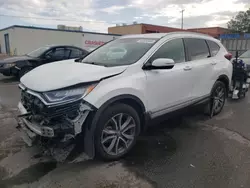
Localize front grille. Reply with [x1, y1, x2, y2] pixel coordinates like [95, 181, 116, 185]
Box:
[21, 90, 81, 118]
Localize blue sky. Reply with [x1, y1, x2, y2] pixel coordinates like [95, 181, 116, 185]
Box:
[0, 0, 249, 32]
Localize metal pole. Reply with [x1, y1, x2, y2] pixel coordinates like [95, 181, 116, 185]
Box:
[181, 9, 185, 29]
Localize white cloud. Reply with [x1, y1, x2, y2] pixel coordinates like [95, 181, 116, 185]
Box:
[0, 0, 249, 31]
[101, 6, 126, 14]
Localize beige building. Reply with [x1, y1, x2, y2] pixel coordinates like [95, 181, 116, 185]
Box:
[0, 25, 120, 55]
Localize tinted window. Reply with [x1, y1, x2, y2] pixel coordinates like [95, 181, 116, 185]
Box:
[70, 48, 81, 58]
[64, 49, 71, 58]
[184, 38, 209, 61]
[150, 38, 185, 63]
[207, 40, 220, 56]
[52, 48, 65, 59]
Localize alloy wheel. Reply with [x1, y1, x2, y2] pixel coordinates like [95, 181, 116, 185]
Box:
[101, 113, 136, 156]
[213, 85, 225, 113]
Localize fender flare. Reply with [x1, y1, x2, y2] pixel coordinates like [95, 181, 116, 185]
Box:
[217, 74, 230, 92]
[83, 94, 146, 158]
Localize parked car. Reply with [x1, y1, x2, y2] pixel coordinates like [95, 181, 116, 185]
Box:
[17, 32, 232, 160]
[239, 49, 250, 70]
[0, 45, 88, 78]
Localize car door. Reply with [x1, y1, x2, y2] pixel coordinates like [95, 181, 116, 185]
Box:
[144, 38, 196, 118]
[183, 38, 214, 99]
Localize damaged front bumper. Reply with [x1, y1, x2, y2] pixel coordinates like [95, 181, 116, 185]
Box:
[16, 98, 94, 148]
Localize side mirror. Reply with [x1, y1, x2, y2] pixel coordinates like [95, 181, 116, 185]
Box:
[45, 54, 51, 59]
[74, 58, 82, 62]
[151, 58, 175, 69]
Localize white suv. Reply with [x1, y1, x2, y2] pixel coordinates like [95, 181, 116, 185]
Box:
[17, 32, 232, 160]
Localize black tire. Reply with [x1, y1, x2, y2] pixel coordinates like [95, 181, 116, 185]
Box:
[19, 67, 32, 79]
[95, 103, 140, 160]
[2, 73, 10, 77]
[204, 81, 226, 116]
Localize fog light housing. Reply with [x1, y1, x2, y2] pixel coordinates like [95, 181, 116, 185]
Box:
[41, 127, 54, 137]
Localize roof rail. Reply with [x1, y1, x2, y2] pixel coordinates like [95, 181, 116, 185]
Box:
[162, 31, 212, 37]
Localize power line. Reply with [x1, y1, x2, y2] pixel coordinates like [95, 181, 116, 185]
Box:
[0, 14, 107, 23]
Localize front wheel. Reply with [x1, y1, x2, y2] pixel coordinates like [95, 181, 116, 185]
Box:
[95, 103, 140, 160]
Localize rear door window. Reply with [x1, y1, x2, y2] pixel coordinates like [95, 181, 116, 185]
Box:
[206, 40, 220, 57]
[69, 48, 81, 58]
[184, 38, 210, 61]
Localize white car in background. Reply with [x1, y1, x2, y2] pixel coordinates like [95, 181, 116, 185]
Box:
[240, 50, 250, 70]
[17, 32, 232, 160]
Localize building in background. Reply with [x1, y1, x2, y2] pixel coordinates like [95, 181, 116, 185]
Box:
[108, 23, 230, 38]
[187, 27, 230, 38]
[108, 23, 184, 35]
[220, 33, 250, 56]
[0, 25, 120, 55]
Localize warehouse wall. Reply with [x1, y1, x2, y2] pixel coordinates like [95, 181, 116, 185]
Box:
[12, 27, 82, 55]
[0, 28, 16, 55]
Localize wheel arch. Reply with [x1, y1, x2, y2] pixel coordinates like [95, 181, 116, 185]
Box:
[217, 74, 230, 94]
[82, 94, 147, 158]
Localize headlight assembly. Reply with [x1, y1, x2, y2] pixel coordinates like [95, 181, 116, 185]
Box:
[43, 84, 97, 103]
[4, 63, 16, 68]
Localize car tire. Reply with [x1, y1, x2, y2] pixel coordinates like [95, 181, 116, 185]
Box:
[95, 103, 140, 160]
[19, 67, 32, 79]
[2, 73, 10, 77]
[204, 81, 226, 116]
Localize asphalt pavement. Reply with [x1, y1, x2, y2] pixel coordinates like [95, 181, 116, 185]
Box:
[1, 74, 250, 188]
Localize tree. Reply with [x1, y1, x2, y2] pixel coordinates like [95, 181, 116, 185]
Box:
[227, 8, 250, 33]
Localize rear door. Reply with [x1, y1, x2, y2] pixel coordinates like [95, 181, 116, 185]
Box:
[183, 38, 214, 99]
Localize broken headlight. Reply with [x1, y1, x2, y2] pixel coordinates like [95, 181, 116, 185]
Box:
[43, 84, 97, 103]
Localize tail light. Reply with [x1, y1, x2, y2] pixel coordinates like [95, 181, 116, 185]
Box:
[224, 53, 232, 61]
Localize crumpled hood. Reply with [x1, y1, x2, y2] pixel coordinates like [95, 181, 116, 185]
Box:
[21, 60, 127, 92]
[0, 56, 35, 64]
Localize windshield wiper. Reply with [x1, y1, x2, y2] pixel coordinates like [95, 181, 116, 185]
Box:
[82, 61, 107, 67]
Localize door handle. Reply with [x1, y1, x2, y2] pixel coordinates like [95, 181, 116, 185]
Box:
[211, 61, 217, 65]
[183, 66, 192, 71]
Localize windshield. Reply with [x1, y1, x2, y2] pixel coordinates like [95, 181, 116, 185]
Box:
[240, 50, 250, 58]
[81, 38, 157, 67]
[27, 46, 51, 57]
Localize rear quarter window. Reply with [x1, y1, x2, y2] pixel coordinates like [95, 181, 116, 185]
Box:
[206, 40, 220, 57]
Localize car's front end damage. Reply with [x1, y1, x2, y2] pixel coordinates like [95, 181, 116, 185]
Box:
[16, 83, 97, 161]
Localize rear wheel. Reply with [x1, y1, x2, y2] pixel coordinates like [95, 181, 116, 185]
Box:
[95, 103, 140, 160]
[204, 81, 226, 116]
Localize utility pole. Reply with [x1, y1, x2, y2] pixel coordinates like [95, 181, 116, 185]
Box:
[181, 9, 185, 29]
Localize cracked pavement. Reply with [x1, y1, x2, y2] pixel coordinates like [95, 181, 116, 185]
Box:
[1, 74, 250, 188]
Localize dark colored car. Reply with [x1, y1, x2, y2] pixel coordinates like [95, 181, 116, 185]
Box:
[0, 45, 88, 78]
